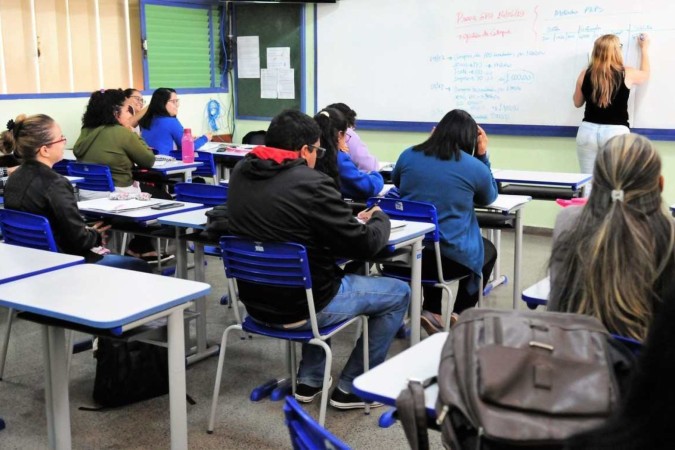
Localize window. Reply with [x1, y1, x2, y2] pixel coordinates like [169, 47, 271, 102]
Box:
[0, 0, 225, 96]
[142, 1, 222, 90]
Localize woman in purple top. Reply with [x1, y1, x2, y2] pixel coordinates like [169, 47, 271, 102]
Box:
[328, 103, 379, 172]
[140, 88, 211, 155]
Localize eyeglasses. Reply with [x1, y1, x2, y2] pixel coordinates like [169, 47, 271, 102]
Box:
[44, 136, 67, 147]
[308, 144, 326, 159]
[342, 131, 351, 143]
[168, 99, 180, 106]
[131, 95, 144, 105]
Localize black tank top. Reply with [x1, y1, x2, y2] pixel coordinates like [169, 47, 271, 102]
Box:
[581, 69, 630, 127]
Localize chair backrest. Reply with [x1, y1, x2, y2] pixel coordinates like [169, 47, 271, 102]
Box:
[242, 130, 266, 145]
[174, 182, 228, 207]
[366, 197, 440, 243]
[220, 236, 327, 336]
[283, 396, 350, 450]
[67, 162, 115, 192]
[169, 150, 217, 178]
[0, 209, 58, 252]
[52, 159, 71, 176]
[612, 333, 643, 355]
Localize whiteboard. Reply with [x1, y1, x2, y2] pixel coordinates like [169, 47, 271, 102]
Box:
[316, 0, 675, 138]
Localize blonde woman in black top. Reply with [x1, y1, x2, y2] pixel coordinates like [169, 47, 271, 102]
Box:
[573, 34, 650, 184]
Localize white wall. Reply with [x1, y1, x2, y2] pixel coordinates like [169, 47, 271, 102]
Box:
[0, 92, 232, 144]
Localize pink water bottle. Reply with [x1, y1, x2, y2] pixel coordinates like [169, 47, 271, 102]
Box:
[181, 128, 195, 163]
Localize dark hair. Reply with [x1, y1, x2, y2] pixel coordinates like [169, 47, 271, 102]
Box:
[265, 109, 321, 152]
[327, 102, 357, 128]
[413, 109, 477, 161]
[81, 89, 127, 129]
[550, 134, 675, 341]
[313, 107, 347, 187]
[123, 88, 140, 98]
[139, 87, 176, 129]
[1, 113, 56, 160]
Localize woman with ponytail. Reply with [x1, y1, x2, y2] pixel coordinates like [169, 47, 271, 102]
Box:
[549, 133, 675, 341]
[313, 107, 384, 200]
[2, 114, 150, 272]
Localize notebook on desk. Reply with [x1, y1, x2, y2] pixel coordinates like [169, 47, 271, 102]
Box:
[78, 198, 160, 213]
[153, 155, 176, 167]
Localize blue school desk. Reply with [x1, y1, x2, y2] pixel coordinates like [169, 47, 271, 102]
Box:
[0, 264, 210, 449]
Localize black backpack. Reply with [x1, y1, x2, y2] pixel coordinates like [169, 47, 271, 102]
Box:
[397, 308, 636, 450]
[92, 338, 169, 408]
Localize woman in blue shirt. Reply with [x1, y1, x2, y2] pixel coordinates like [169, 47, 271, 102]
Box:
[313, 107, 383, 200]
[391, 109, 498, 334]
[139, 87, 211, 155]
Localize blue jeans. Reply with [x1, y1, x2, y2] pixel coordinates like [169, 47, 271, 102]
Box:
[576, 122, 629, 195]
[94, 254, 152, 273]
[296, 274, 410, 393]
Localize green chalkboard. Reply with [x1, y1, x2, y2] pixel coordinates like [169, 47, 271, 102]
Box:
[234, 3, 303, 119]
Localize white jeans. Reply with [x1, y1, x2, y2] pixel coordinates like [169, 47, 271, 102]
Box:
[576, 122, 629, 195]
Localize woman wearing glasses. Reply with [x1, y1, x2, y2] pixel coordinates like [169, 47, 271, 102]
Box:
[2, 113, 150, 271]
[313, 107, 384, 200]
[123, 88, 148, 132]
[139, 87, 211, 156]
[573, 34, 650, 188]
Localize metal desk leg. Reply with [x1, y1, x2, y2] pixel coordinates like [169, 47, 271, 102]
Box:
[167, 309, 188, 450]
[410, 239, 423, 345]
[186, 243, 219, 365]
[44, 325, 71, 450]
[174, 227, 187, 280]
[513, 209, 524, 309]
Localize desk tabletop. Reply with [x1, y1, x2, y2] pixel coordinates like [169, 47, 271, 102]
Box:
[522, 276, 550, 304]
[151, 160, 203, 171]
[481, 194, 532, 212]
[0, 243, 84, 284]
[492, 169, 592, 188]
[0, 264, 210, 330]
[78, 199, 204, 221]
[353, 332, 447, 413]
[388, 221, 435, 246]
[158, 207, 211, 230]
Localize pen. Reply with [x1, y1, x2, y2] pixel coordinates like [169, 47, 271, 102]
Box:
[363, 201, 380, 213]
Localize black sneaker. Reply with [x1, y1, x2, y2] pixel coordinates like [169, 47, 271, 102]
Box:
[294, 377, 331, 403]
[329, 388, 384, 410]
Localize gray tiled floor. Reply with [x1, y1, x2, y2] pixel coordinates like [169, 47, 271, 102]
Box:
[0, 230, 552, 449]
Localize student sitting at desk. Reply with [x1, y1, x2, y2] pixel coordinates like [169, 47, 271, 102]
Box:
[1, 113, 150, 272]
[227, 109, 409, 409]
[74, 89, 173, 264]
[123, 88, 148, 135]
[549, 134, 675, 342]
[313, 108, 384, 200]
[388, 109, 498, 334]
[327, 102, 379, 172]
[139, 87, 211, 155]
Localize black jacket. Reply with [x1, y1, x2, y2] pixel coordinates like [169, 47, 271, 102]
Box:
[4, 159, 101, 257]
[227, 146, 390, 324]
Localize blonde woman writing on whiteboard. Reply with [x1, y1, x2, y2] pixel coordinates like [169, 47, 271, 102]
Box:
[573, 34, 650, 186]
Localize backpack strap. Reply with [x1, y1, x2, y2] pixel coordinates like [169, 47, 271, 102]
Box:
[396, 377, 436, 450]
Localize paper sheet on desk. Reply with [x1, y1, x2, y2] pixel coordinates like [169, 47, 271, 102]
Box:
[78, 198, 160, 212]
[356, 217, 406, 231]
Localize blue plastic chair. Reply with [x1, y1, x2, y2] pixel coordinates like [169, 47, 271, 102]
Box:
[207, 237, 369, 430]
[0, 209, 58, 380]
[169, 150, 217, 180]
[52, 159, 71, 176]
[174, 182, 228, 257]
[367, 198, 473, 331]
[174, 182, 228, 207]
[67, 162, 115, 192]
[284, 396, 350, 450]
